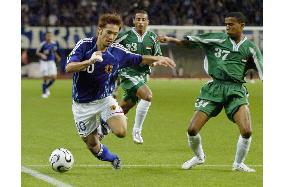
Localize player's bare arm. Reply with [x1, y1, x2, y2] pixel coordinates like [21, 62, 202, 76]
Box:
[55, 52, 61, 62]
[141, 55, 176, 68]
[36, 51, 47, 60]
[66, 51, 103, 73]
[157, 36, 190, 46]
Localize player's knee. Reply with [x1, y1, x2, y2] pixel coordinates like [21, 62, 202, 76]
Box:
[114, 128, 127, 138]
[142, 94, 152, 102]
[241, 130, 252, 139]
[187, 127, 198, 136]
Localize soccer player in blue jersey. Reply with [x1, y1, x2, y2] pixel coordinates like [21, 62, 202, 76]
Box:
[65, 13, 175, 169]
[36, 32, 61, 98]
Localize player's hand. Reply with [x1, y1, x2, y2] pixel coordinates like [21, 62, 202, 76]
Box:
[41, 54, 47, 60]
[89, 51, 103, 64]
[154, 56, 176, 68]
[157, 36, 171, 43]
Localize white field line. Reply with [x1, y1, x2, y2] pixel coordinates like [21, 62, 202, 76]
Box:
[21, 166, 73, 187]
[26, 164, 263, 168]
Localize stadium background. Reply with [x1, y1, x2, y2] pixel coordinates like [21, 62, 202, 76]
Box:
[21, 0, 263, 78]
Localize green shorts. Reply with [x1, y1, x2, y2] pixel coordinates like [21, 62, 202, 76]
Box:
[119, 71, 148, 104]
[195, 80, 249, 122]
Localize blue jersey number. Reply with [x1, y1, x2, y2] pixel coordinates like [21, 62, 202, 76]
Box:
[76, 121, 87, 132]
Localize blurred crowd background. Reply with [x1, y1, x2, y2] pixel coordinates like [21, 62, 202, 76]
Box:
[21, 0, 263, 26]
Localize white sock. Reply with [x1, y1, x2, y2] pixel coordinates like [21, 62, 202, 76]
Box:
[133, 99, 151, 132]
[234, 135, 252, 164]
[188, 133, 205, 159]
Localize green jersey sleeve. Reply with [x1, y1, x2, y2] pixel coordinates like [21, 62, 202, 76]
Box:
[153, 40, 162, 56]
[185, 33, 227, 48]
[249, 43, 263, 80]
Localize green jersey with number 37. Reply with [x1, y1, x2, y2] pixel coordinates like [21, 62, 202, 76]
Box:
[186, 32, 263, 83]
[116, 27, 162, 75]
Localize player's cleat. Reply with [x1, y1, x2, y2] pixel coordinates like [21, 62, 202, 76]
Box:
[232, 162, 256, 172]
[133, 130, 143, 144]
[111, 157, 121, 170]
[181, 155, 205, 170]
[41, 93, 49, 98]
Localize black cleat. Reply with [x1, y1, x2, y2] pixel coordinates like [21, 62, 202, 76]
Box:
[111, 157, 121, 170]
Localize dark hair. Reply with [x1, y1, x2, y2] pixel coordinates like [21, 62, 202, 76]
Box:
[98, 13, 123, 29]
[225, 12, 247, 23]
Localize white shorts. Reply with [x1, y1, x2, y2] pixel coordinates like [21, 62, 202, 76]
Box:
[40, 60, 57, 77]
[72, 96, 124, 137]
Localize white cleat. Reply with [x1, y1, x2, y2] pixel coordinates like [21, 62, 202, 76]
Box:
[181, 156, 205, 170]
[232, 162, 256, 172]
[133, 130, 143, 144]
[41, 93, 48, 99]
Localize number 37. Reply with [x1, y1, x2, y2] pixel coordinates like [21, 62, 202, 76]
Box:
[214, 48, 230, 60]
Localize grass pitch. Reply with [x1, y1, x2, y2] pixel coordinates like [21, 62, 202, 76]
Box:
[22, 79, 263, 187]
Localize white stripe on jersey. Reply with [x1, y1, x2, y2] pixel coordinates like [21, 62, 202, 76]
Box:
[187, 35, 226, 44]
[115, 34, 129, 43]
[36, 41, 45, 53]
[67, 38, 93, 63]
[249, 47, 263, 80]
[111, 42, 135, 54]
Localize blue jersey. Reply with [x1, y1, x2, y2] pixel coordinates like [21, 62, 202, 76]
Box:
[66, 37, 142, 103]
[37, 41, 59, 61]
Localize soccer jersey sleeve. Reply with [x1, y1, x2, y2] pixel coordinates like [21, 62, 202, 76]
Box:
[112, 43, 142, 68]
[249, 44, 263, 80]
[153, 40, 162, 56]
[185, 33, 227, 48]
[66, 39, 87, 64]
[115, 30, 129, 44]
[36, 42, 45, 54]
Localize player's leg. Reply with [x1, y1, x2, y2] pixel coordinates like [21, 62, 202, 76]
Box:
[119, 98, 136, 114]
[107, 115, 127, 138]
[224, 84, 255, 172]
[101, 96, 128, 138]
[45, 61, 57, 95]
[231, 105, 255, 172]
[182, 98, 223, 170]
[40, 61, 49, 98]
[132, 84, 152, 144]
[82, 130, 120, 169]
[72, 101, 121, 169]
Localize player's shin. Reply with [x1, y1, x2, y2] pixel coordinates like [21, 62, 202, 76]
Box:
[133, 99, 151, 132]
[91, 144, 118, 162]
[42, 80, 47, 93]
[188, 133, 205, 160]
[234, 135, 252, 164]
[46, 79, 55, 88]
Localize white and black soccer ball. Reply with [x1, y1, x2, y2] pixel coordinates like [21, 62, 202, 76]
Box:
[49, 148, 74, 172]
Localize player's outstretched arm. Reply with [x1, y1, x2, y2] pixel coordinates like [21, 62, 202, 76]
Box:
[157, 36, 190, 46]
[141, 55, 176, 68]
[66, 51, 103, 73]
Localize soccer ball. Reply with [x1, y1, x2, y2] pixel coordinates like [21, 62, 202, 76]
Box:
[49, 148, 74, 172]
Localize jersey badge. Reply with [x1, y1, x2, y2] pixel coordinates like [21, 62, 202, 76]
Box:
[105, 65, 113, 73]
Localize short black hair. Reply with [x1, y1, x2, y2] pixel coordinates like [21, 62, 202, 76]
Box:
[135, 10, 148, 16]
[225, 12, 247, 23]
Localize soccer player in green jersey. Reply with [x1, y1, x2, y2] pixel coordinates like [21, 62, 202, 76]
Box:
[158, 12, 263, 172]
[115, 10, 162, 144]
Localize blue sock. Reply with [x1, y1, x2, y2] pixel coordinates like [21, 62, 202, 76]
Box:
[46, 79, 55, 88]
[96, 144, 117, 162]
[42, 80, 47, 94]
